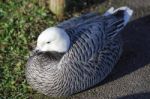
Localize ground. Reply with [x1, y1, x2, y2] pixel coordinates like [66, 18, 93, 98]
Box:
[0, 0, 150, 99]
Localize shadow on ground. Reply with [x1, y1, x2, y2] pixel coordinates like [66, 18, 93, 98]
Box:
[118, 92, 150, 99]
[100, 15, 150, 84]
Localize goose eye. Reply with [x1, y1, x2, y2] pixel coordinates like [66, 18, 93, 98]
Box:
[47, 41, 50, 44]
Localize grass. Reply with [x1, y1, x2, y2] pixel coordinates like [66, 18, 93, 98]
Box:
[0, 0, 109, 98]
[0, 0, 56, 98]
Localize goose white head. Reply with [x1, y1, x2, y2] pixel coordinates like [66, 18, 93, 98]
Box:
[35, 27, 70, 53]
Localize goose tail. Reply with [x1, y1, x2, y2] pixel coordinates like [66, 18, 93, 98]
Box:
[104, 6, 133, 25]
[103, 7, 133, 39]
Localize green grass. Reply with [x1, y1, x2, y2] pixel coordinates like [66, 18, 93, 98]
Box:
[0, 0, 56, 98]
[0, 0, 108, 98]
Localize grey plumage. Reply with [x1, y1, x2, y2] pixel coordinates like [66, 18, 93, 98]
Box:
[26, 7, 132, 96]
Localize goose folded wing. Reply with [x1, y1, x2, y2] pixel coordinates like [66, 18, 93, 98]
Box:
[57, 39, 121, 92]
[57, 12, 100, 30]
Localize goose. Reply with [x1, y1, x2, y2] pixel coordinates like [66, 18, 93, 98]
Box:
[26, 7, 133, 97]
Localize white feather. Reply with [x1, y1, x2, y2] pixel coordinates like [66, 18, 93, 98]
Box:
[36, 27, 70, 53]
[116, 7, 133, 25]
[103, 7, 114, 16]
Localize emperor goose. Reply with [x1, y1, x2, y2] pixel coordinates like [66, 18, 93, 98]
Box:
[26, 7, 133, 97]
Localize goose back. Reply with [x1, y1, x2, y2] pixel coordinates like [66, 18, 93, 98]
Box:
[26, 12, 124, 96]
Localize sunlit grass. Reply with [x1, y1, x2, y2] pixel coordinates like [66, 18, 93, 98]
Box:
[0, 1, 56, 98]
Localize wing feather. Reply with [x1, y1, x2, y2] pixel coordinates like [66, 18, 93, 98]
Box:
[57, 11, 124, 94]
[60, 22, 105, 64]
[58, 36, 122, 94]
[57, 12, 100, 30]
